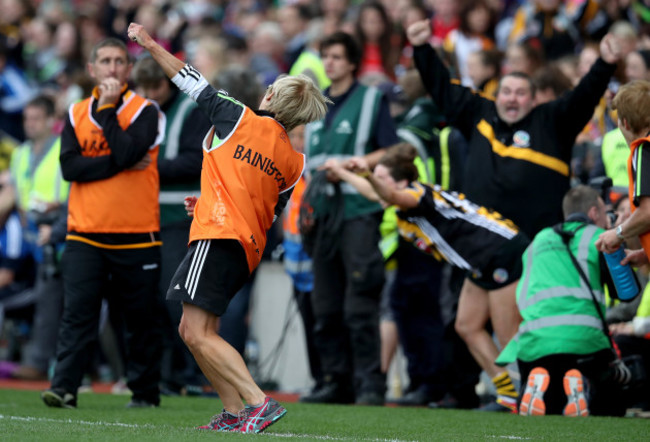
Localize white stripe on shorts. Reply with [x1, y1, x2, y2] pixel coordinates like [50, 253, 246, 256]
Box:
[185, 240, 211, 299]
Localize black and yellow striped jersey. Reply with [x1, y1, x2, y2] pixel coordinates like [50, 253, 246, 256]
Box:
[397, 181, 520, 272]
[412, 43, 617, 238]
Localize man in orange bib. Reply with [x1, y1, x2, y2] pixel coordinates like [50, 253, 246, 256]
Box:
[41, 38, 165, 410]
[128, 22, 330, 434]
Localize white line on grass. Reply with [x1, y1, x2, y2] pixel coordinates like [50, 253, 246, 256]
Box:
[487, 436, 532, 440]
[265, 432, 418, 442]
[0, 415, 418, 441]
[0, 414, 156, 429]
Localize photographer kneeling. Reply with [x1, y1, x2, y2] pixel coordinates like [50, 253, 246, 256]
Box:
[497, 185, 643, 417]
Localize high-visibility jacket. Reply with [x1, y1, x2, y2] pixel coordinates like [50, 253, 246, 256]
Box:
[601, 128, 629, 188]
[305, 83, 384, 220]
[289, 49, 331, 90]
[10, 136, 69, 211]
[497, 222, 611, 364]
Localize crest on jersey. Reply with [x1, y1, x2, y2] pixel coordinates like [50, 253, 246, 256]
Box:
[513, 130, 530, 148]
[493, 268, 509, 284]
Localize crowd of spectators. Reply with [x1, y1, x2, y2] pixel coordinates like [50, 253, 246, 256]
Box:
[1, 0, 650, 418]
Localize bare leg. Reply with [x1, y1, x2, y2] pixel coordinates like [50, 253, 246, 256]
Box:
[454, 278, 502, 378]
[380, 318, 399, 373]
[488, 280, 521, 349]
[178, 302, 265, 413]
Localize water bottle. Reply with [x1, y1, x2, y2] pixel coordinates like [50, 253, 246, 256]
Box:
[603, 247, 640, 301]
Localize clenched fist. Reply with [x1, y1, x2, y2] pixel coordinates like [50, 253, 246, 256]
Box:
[127, 23, 152, 48]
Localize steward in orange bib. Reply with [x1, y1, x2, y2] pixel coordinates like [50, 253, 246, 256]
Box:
[128, 22, 331, 433]
[597, 80, 650, 266]
[43, 38, 165, 410]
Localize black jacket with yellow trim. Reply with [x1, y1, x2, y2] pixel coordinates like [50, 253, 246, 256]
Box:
[413, 43, 616, 237]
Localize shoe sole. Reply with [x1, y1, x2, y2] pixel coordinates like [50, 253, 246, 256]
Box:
[41, 391, 75, 409]
[520, 367, 549, 416]
[563, 369, 589, 417]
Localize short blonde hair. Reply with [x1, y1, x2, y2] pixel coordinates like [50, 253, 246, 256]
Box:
[266, 74, 331, 132]
[609, 20, 638, 41]
[612, 80, 650, 133]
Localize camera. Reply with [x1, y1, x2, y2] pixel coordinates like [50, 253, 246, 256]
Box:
[610, 354, 646, 390]
[588, 176, 618, 226]
[577, 350, 646, 389]
[27, 208, 59, 227]
[27, 206, 63, 279]
[588, 176, 613, 205]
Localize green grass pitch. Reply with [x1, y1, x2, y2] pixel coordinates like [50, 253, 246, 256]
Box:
[0, 389, 648, 441]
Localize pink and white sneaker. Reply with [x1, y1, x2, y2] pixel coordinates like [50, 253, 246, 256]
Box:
[237, 397, 287, 434]
[197, 409, 242, 431]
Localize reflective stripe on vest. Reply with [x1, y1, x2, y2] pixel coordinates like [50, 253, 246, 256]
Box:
[284, 232, 302, 243]
[284, 257, 313, 274]
[439, 126, 451, 190]
[517, 314, 604, 335]
[518, 224, 597, 305]
[518, 286, 604, 311]
[354, 87, 380, 158]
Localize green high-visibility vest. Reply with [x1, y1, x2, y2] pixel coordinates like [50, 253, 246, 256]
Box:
[305, 84, 383, 220]
[10, 136, 69, 211]
[601, 128, 629, 188]
[289, 50, 331, 90]
[497, 222, 611, 365]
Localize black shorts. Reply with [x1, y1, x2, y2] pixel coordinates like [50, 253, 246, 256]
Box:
[166, 239, 250, 316]
[468, 233, 529, 291]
